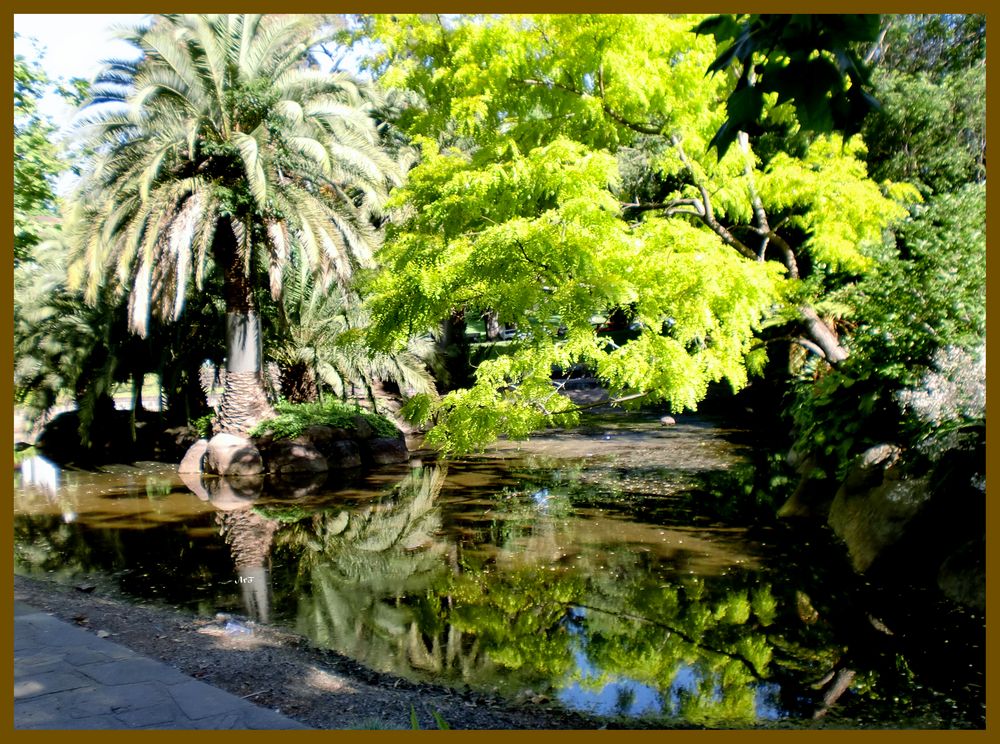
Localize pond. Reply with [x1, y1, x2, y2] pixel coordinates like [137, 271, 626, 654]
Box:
[13, 414, 985, 728]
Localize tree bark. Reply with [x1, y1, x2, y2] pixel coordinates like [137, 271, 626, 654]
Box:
[799, 306, 849, 365]
[212, 218, 275, 434]
[280, 361, 320, 404]
[483, 310, 501, 341]
[436, 310, 472, 392]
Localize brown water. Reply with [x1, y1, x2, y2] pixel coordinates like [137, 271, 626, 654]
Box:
[13, 415, 985, 727]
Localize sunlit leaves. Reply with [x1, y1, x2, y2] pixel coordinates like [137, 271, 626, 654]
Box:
[358, 13, 918, 454]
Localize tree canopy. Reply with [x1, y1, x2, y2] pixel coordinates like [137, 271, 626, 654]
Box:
[354, 13, 916, 453]
[63, 14, 403, 434]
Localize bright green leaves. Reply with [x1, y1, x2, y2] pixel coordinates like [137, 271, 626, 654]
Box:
[359, 13, 920, 455]
[758, 136, 916, 275]
[370, 135, 783, 453]
[365, 14, 722, 152]
[371, 137, 627, 349]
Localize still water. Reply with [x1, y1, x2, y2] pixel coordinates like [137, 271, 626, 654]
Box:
[13, 415, 985, 728]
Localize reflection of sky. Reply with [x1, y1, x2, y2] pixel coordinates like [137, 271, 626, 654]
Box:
[556, 607, 784, 722]
[558, 644, 665, 717]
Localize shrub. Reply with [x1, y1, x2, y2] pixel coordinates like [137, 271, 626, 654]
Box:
[249, 399, 399, 440]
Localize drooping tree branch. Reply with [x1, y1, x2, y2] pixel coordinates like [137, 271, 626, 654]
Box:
[621, 197, 704, 218]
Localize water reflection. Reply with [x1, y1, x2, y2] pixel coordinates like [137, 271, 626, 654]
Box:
[12, 428, 985, 728]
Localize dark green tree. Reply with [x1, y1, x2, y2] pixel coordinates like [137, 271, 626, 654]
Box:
[695, 14, 883, 158]
[13, 45, 63, 264]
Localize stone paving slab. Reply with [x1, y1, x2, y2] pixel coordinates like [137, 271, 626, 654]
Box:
[13, 604, 310, 730]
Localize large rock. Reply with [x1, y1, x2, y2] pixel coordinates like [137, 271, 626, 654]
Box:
[177, 469, 211, 501]
[937, 536, 986, 611]
[263, 440, 329, 474]
[364, 436, 410, 465]
[178, 439, 209, 474]
[204, 433, 264, 477]
[268, 470, 330, 499]
[205, 474, 265, 510]
[351, 415, 377, 441]
[299, 424, 351, 450]
[828, 444, 932, 573]
[777, 453, 836, 519]
[324, 439, 363, 469]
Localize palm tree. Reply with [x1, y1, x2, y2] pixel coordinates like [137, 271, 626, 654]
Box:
[269, 261, 437, 412]
[67, 14, 401, 435]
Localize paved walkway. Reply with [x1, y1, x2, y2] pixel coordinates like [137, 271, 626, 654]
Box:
[13, 601, 310, 730]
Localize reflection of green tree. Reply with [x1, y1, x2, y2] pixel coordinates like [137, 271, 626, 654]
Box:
[445, 560, 585, 692]
[576, 574, 783, 725]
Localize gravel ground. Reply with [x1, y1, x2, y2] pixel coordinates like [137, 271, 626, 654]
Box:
[14, 574, 614, 730]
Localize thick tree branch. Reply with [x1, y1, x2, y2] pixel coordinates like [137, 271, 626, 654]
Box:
[750, 334, 828, 360]
[737, 131, 773, 261]
[758, 229, 800, 279]
[621, 197, 704, 218]
[799, 306, 849, 364]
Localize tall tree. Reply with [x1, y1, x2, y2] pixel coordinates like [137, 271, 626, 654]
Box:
[863, 14, 986, 197]
[66, 14, 401, 434]
[356, 14, 915, 453]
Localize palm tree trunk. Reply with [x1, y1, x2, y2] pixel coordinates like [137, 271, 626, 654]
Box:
[280, 361, 320, 403]
[213, 218, 275, 435]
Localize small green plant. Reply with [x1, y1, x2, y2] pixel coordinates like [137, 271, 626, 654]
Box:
[249, 399, 399, 440]
[410, 705, 450, 730]
[193, 413, 214, 438]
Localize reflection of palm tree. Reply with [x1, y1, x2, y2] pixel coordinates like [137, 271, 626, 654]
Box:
[215, 506, 279, 622]
[276, 466, 450, 674]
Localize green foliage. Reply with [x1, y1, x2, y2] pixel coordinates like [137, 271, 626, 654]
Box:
[863, 66, 985, 196]
[249, 398, 399, 440]
[358, 13, 911, 455]
[789, 184, 985, 475]
[13, 235, 116, 431]
[193, 414, 214, 438]
[13, 46, 65, 263]
[696, 14, 882, 157]
[874, 14, 985, 80]
[267, 260, 436, 408]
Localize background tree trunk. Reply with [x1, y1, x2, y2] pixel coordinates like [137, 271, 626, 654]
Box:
[280, 361, 320, 404]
